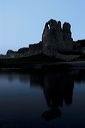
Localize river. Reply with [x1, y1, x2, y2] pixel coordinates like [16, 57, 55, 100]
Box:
[0, 69, 85, 128]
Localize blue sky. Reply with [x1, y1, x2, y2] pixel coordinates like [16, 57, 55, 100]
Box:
[0, 0, 85, 54]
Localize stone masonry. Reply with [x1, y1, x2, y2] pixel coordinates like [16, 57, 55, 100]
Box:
[42, 19, 73, 56]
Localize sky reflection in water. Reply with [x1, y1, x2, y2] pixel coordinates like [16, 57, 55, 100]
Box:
[0, 70, 85, 128]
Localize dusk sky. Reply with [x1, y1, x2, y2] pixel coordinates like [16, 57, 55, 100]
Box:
[0, 0, 85, 54]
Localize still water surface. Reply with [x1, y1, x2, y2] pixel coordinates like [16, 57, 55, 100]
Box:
[0, 69, 85, 128]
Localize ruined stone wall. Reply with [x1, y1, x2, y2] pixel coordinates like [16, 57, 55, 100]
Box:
[6, 50, 23, 58]
[29, 41, 43, 55]
[56, 53, 80, 61]
[0, 54, 7, 59]
[17, 47, 29, 54]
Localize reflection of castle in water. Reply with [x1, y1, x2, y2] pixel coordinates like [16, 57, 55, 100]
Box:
[30, 70, 74, 120]
[1, 69, 85, 84]
[2, 69, 85, 109]
[30, 71, 74, 107]
[43, 72, 74, 108]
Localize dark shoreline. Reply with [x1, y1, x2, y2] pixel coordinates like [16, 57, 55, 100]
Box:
[0, 53, 85, 70]
[1, 61, 85, 71]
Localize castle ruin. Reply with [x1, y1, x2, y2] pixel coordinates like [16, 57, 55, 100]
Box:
[42, 19, 73, 56]
[0, 19, 80, 61]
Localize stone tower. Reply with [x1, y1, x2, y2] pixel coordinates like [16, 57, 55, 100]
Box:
[42, 19, 73, 56]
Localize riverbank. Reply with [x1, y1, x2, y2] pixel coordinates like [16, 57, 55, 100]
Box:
[0, 53, 85, 70]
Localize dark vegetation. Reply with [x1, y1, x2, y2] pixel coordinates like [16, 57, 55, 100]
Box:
[0, 54, 64, 69]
